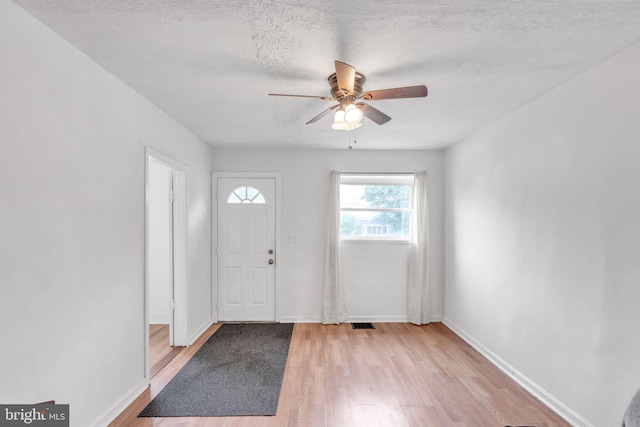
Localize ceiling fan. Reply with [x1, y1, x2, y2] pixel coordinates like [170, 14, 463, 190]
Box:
[269, 60, 428, 130]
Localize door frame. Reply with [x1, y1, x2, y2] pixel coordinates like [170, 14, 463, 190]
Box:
[145, 148, 189, 380]
[212, 172, 281, 323]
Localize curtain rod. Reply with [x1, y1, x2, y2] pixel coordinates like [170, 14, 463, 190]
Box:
[339, 172, 415, 175]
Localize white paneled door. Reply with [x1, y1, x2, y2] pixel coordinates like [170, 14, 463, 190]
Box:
[217, 178, 276, 321]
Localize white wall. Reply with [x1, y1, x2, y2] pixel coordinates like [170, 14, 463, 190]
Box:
[342, 241, 410, 322]
[148, 160, 172, 324]
[212, 148, 445, 322]
[0, 2, 212, 426]
[445, 40, 640, 426]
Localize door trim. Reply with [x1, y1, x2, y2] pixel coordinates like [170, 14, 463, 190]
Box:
[212, 172, 281, 323]
[145, 148, 189, 380]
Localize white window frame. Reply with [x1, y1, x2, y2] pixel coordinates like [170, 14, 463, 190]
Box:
[340, 173, 414, 242]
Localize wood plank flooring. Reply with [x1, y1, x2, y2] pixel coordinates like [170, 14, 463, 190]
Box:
[149, 324, 182, 379]
[111, 322, 570, 427]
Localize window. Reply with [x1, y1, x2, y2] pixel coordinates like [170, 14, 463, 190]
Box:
[227, 186, 266, 204]
[340, 174, 413, 240]
[365, 225, 390, 235]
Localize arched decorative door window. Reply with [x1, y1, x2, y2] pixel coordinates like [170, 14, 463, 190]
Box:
[227, 186, 266, 204]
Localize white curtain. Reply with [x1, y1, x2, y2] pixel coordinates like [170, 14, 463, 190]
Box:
[322, 171, 348, 324]
[408, 170, 430, 325]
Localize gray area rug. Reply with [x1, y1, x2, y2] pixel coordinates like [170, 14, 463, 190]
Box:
[139, 323, 293, 417]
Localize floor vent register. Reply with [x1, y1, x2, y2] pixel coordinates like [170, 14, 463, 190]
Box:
[351, 323, 375, 330]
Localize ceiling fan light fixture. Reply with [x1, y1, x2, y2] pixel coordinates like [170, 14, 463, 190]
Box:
[344, 103, 363, 125]
[332, 107, 362, 131]
[331, 108, 347, 130]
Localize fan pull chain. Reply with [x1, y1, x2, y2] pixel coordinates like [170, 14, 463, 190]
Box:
[347, 127, 358, 150]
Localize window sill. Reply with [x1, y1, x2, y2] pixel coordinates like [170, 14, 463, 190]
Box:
[341, 238, 410, 245]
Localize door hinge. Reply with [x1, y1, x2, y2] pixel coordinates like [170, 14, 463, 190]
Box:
[169, 299, 176, 311]
[169, 191, 175, 203]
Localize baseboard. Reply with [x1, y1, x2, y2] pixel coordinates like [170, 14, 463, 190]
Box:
[278, 315, 443, 324]
[189, 319, 214, 345]
[89, 378, 148, 427]
[347, 315, 409, 323]
[279, 315, 321, 323]
[442, 317, 594, 427]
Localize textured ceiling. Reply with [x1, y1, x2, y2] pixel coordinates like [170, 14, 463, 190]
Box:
[12, 0, 640, 150]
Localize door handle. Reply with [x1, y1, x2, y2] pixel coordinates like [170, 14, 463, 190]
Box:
[268, 259, 274, 265]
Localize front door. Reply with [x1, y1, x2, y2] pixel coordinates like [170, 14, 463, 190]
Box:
[217, 178, 276, 321]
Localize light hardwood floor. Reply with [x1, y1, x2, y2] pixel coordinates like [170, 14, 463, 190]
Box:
[149, 324, 182, 379]
[111, 322, 570, 427]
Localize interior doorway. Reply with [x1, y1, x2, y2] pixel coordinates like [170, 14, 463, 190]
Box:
[148, 159, 174, 340]
[145, 149, 188, 379]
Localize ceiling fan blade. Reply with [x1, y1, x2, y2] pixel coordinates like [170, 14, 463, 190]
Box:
[357, 102, 391, 125]
[335, 60, 356, 95]
[361, 85, 427, 100]
[269, 93, 335, 101]
[306, 104, 340, 124]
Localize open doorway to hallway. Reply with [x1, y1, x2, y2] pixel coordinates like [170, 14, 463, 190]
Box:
[145, 149, 188, 379]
